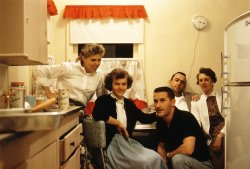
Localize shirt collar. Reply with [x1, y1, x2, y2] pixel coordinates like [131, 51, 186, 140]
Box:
[202, 90, 216, 98]
[111, 93, 124, 104]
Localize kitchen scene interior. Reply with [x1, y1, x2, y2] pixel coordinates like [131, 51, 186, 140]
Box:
[1, 0, 250, 169]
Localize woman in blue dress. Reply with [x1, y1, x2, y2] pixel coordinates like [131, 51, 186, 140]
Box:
[92, 68, 167, 169]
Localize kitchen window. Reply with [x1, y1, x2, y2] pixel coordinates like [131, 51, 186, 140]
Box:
[78, 44, 133, 58]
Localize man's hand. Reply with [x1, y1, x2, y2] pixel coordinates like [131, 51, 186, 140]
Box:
[191, 94, 200, 101]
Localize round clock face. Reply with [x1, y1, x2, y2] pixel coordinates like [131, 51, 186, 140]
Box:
[192, 15, 207, 31]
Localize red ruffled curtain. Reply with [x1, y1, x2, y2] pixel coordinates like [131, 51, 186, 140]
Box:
[47, 0, 58, 16]
[63, 5, 148, 19]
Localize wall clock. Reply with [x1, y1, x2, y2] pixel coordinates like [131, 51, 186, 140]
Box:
[192, 15, 207, 31]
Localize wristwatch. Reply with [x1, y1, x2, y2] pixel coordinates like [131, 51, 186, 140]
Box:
[167, 152, 171, 158]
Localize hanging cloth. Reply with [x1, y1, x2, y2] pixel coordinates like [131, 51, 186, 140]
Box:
[47, 0, 58, 16]
[206, 96, 225, 169]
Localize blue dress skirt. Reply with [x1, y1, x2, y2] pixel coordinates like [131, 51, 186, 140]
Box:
[105, 134, 167, 169]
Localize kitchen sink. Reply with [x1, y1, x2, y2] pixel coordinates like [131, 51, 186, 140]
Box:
[0, 106, 82, 133]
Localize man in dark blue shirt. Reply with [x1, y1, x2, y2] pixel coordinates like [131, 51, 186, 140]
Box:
[153, 86, 213, 169]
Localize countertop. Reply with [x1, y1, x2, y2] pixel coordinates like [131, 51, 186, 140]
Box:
[0, 106, 82, 146]
[134, 121, 156, 130]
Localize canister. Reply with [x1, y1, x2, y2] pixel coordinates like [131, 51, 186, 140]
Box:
[10, 82, 26, 108]
[58, 89, 69, 110]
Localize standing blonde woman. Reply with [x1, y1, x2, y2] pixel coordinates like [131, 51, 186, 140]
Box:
[191, 67, 225, 169]
[36, 43, 108, 107]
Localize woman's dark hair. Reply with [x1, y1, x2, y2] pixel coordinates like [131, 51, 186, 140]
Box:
[154, 86, 175, 100]
[196, 67, 217, 84]
[104, 68, 133, 91]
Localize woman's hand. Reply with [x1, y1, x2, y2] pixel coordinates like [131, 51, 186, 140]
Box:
[41, 86, 58, 99]
[107, 116, 129, 139]
[212, 133, 224, 152]
[116, 121, 129, 139]
[157, 143, 167, 162]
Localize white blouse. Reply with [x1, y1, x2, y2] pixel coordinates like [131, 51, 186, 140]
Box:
[191, 91, 225, 144]
[111, 93, 127, 128]
[175, 95, 189, 111]
[36, 61, 107, 105]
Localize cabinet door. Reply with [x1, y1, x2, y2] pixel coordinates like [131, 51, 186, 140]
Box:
[0, 0, 47, 65]
[25, 0, 47, 64]
[16, 141, 59, 169]
[60, 146, 80, 169]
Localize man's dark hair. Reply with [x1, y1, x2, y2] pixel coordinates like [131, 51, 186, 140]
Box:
[154, 86, 175, 99]
[170, 72, 186, 80]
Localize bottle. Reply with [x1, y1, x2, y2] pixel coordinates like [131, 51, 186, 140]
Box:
[35, 86, 47, 106]
[10, 82, 26, 108]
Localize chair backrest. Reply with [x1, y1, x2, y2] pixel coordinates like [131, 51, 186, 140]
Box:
[82, 117, 106, 148]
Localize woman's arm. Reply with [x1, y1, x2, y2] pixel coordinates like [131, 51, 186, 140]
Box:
[106, 116, 129, 139]
[157, 142, 167, 161]
[41, 86, 57, 99]
[36, 64, 64, 85]
[96, 73, 108, 97]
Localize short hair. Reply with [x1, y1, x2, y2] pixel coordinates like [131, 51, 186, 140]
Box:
[76, 44, 105, 63]
[170, 72, 186, 80]
[154, 86, 175, 100]
[196, 67, 217, 84]
[104, 68, 133, 91]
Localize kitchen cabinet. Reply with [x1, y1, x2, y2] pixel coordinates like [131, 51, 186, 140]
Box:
[0, 108, 83, 169]
[0, 0, 48, 66]
[15, 141, 58, 169]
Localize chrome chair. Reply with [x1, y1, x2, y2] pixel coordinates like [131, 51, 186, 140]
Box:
[82, 116, 107, 169]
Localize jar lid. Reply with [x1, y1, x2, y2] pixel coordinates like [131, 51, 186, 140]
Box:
[11, 82, 25, 87]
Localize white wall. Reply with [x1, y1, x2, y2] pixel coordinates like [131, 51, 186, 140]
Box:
[143, 0, 250, 103]
[47, 0, 250, 103]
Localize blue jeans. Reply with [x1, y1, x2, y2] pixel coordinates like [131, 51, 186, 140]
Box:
[170, 154, 213, 169]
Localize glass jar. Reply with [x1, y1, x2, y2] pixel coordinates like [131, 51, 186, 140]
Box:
[10, 82, 26, 108]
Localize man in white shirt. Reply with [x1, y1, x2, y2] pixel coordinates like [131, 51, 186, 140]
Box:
[169, 72, 195, 112]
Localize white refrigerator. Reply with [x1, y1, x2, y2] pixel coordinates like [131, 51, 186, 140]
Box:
[223, 11, 250, 169]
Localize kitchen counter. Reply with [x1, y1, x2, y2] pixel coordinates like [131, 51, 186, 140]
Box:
[0, 106, 83, 169]
[0, 106, 82, 147]
[134, 121, 156, 130]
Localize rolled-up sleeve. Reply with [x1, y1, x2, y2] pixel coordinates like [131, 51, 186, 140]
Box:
[35, 63, 67, 87]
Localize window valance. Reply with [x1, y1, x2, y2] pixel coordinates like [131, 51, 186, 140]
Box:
[47, 0, 58, 16]
[63, 5, 148, 19]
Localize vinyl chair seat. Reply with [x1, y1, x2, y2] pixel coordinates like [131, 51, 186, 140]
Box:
[82, 116, 107, 169]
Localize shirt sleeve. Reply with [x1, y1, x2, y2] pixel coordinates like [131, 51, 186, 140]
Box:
[155, 118, 165, 143]
[181, 113, 201, 138]
[191, 100, 202, 126]
[128, 100, 157, 124]
[35, 62, 68, 87]
[95, 72, 108, 97]
[92, 96, 110, 122]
